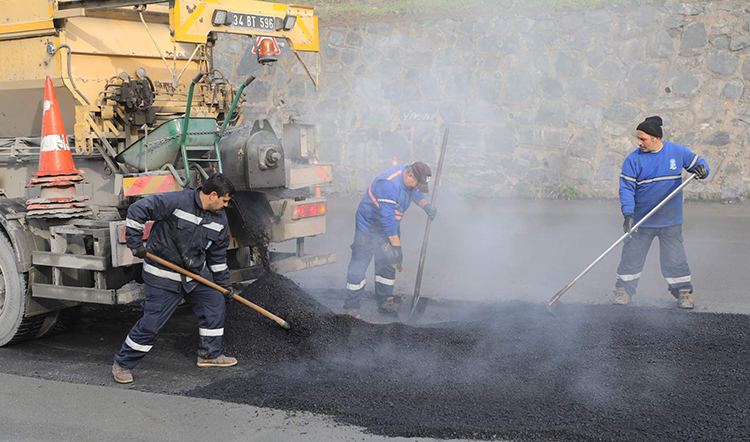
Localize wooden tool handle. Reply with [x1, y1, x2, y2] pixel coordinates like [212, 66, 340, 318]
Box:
[145, 253, 290, 329]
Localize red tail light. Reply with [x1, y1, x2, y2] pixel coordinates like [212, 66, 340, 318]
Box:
[293, 201, 327, 219]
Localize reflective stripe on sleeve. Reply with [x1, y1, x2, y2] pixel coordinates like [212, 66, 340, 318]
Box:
[375, 275, 395, 286]
[346, 280, 366, 291]
[666, 275, 691, 284]
[203, 222, 225, 232]
[198, 328, 224, 337]
[620, 174, 636, 182]
[125, 335, 152, 352]
[377, 198, 398, 205]
[173, 208, 202, 225]
[209, 263, 228, 272]
[616, 273, 642, 282]
[126, 218, 145, 230]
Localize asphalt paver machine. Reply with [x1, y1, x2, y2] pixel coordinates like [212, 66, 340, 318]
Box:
[0, 0, 335, 345]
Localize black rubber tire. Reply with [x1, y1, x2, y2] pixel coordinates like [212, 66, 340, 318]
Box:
[36, 306, 81, 339]
[0, 233, 40, 346]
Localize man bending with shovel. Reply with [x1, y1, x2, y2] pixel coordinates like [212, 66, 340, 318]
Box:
[344, 162, 437, 318]
[112, 173, 238, 384]
[613, 116, 708, 309]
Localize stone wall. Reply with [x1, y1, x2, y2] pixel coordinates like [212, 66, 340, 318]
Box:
[214, 0, 750, 200]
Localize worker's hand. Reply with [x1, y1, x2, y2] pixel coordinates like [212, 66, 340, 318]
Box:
[423, 204, 438, 221]
[693, 164, 708, 179]
[132, 245, 147, 259]
[223, 286, 236, 302]
[623, 214, 634, 236]
[390, 245, 403, 271]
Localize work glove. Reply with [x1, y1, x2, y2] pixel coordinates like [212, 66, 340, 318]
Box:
[223, 286, 236, 302]
[623, 214, 634, 236]
[423, 203, 438, 221]
[131, 245, 147, 259]
[381, 242, 403, 271]
[692, 164, 708, 180]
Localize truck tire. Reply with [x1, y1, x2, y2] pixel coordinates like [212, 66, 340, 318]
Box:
[0, 233, 42, 346]
[36, 306, 81, 339]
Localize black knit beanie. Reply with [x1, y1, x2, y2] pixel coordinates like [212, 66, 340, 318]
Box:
[637, 116, 663, 138]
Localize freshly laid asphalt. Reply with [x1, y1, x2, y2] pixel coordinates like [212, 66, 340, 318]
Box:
[1, 197, 749, 441]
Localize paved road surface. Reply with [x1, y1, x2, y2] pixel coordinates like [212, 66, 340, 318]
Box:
[1, 197, 748, 441]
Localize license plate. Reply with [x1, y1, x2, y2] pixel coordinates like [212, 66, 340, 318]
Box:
[231, 13, 276, 31]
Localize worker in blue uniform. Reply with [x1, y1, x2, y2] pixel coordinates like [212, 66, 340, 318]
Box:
[344, 162, 437, 318]
[613, 116, 708, 309]
[112, 173, 238, 384]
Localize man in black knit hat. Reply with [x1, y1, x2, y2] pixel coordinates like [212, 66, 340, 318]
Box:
[613, 116, 709, 309]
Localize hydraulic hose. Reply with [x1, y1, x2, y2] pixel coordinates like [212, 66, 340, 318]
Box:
[47, 43, 91, 105]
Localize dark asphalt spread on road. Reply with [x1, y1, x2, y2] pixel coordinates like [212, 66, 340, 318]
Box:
[183, 274, 748, 441]
[1, 272, 749, 440]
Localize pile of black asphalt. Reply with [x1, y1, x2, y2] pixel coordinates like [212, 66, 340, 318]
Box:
[183, 274, 750, 441]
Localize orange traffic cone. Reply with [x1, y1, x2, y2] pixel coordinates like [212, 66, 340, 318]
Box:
[26, 77, 90, 218]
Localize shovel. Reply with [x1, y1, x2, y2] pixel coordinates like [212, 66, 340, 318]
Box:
[145, 252, 291, 329]
[399, 128, 450, 324]
[546, 173, 698, 316]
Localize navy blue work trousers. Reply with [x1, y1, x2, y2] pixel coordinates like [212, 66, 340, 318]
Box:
[114, 281, 225, 370]
[344, 226, 396, 309]
[615, 225, 693, 297]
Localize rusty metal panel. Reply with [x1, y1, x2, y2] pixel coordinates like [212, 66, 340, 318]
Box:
[287, 164, 333, 189]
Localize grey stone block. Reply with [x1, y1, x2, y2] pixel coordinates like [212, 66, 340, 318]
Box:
[329, 29, 346, 46]
[360, 104, 394, 128]
[743, 59, 750, 80]
[711, 35, 730, 50]
[555, 52, 582, 77]
[539, 76, 564, 99]
[664, 16, 688, 30]
[466, 103, 503, 125]
[671, 73, 701, 95]
[569, 130, 598, 159]
[569, 105, 604, 129]
[673, 2, 704, 16]
[568, 77, 603, 106]
[594, 57, 626, 81]
[501, 35, 522, 54]
[353, 78, 382, 101]
[418, 71, 441, 101]
[568, 29, 592, 52]
[721, 175, 748, 200]
[519, 128, 571, 151]
[560, 12, 583, 31]
[504, 71, 534, 101]
[604, 103, 638, 122]
[702, 131, 732, 146]
[535, 101, 567, 128]
[565, 159, 593, 185]
[680, 22, 707, 51]
[730, 35, 750, 51]
[618, 38, 648, 65]
[484, 124, 517, 155]
[340, 48, 358, 66]
[380, 130, 411, 159]
[443, 71, 475, 100]
[583, 9, 613, 24]
[721, 79, 745, 100]
[650, 30, 676, 57]
[595, 154, 622, 181]
[446, 124, 482, 149]
[384, 82, 420, 101]
[628, 61, 662, 95]
[439, 104, 463, 123]
[477, 73, 503, 103]
[707, 49, 739, 75]
[652, 97, 691, 110]
[345, 30, 363, 47]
